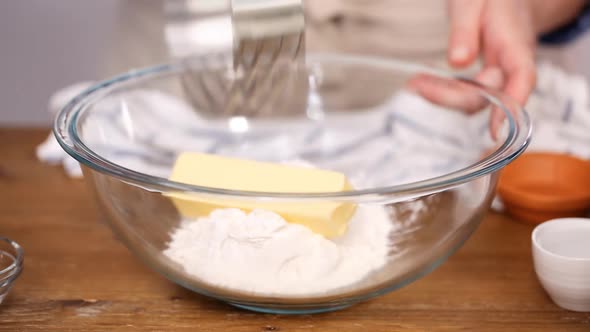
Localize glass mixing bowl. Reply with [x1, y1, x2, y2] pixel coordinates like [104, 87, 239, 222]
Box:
[54, 53, 531, 314]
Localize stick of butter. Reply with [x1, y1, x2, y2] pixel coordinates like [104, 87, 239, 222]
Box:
[165, 153, 356, 237]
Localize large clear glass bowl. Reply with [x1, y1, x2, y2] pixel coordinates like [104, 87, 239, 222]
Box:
[54, 53, 531, 314]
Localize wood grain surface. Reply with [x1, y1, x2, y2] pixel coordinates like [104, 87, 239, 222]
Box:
[1, 128, 589, 331]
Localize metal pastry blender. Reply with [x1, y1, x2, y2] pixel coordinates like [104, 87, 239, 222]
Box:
[173, 0, 308, 118]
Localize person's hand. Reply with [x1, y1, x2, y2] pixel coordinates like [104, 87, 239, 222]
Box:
[409, 0, 586, 139]
[448, 0, 536, 105]
[449, 0, 536, 137]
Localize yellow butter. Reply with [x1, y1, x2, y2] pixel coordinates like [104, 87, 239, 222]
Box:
[166, 153, 356, 237]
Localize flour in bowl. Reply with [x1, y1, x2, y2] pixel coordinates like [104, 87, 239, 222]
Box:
[164, 205, 392, 296]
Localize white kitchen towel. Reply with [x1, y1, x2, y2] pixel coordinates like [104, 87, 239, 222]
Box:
[37, 62, 590, 210]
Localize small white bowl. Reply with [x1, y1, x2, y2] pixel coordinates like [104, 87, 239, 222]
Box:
[532, 218, 590, 312]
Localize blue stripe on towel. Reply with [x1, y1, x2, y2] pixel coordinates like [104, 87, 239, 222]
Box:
[562, 99, 573, 123]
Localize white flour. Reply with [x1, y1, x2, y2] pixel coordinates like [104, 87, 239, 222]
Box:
[164, 205, 392, 296]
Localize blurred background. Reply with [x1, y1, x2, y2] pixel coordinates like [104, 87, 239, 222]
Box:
[1, 0, 590, 126]
[0, 1, 168, 126]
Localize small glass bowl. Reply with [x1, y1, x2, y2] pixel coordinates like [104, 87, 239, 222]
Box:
[0, 237, 23, 305]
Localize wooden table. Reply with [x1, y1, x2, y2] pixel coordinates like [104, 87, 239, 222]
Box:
[1, 128, 589, 331]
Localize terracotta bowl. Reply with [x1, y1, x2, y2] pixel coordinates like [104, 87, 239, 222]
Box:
[498, 153, 590, 224]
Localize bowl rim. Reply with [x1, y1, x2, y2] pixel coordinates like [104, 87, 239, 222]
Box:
[53, 53, 532, 201]
[532, 218, 590, 262]
[498, 185, 590, 208]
